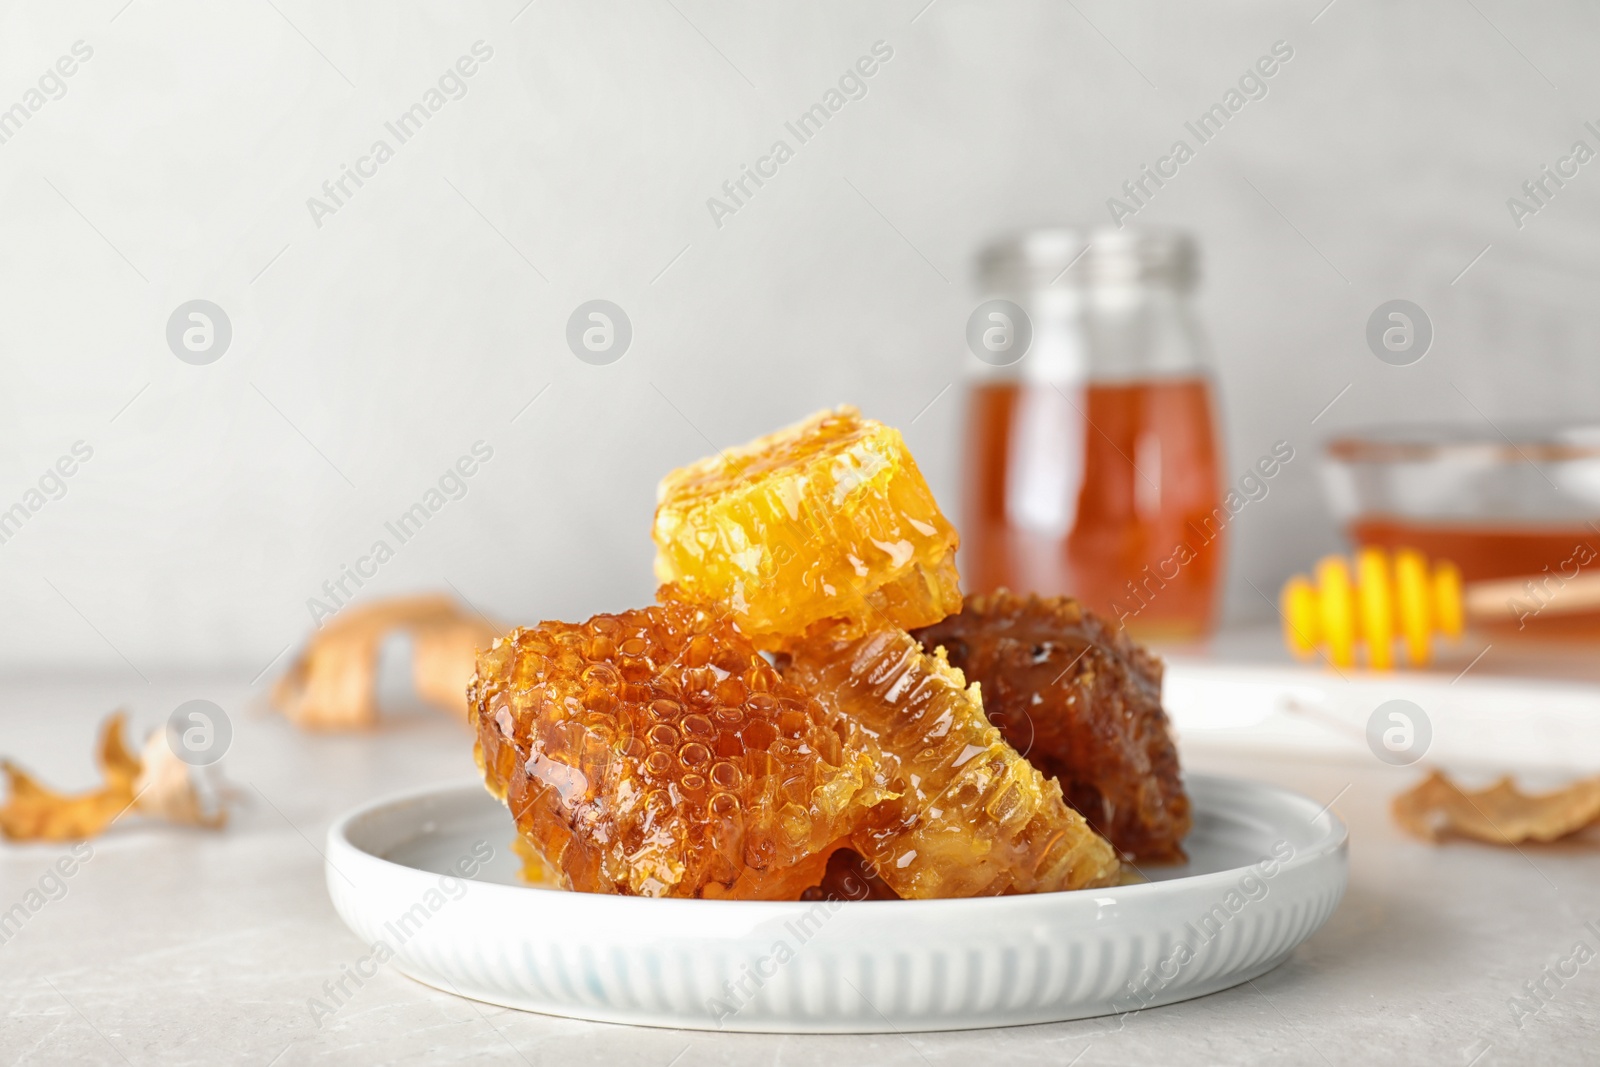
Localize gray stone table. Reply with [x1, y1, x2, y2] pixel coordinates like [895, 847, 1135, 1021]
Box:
[3, 672, 1598, 1066]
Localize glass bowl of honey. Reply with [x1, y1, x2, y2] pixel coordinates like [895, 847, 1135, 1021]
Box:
[1323, 424, 1600, 622]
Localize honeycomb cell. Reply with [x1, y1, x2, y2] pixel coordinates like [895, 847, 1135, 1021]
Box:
[469, 594, 896, 899]
[652, 406, 963, 649]
[913, 591, 1192, 863]
[785, 627, 1120, 897]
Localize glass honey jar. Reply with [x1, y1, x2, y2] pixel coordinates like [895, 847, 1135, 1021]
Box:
[962, 227, 1226, 639]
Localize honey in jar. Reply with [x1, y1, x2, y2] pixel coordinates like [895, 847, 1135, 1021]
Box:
[961, 228, 1225, 640]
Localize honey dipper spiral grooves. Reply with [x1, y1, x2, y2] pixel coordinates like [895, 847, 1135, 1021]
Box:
[1280, 548, 1463, 669]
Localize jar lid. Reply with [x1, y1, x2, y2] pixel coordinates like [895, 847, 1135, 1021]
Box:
[976, 226, 1198, 291]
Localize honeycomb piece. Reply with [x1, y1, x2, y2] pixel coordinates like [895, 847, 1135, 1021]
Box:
[652, 406, 962, 649]
[511, 836, 565, 889]
[469, 594, 895, 899]
[785, 628, 1120, 897]
[913, 591, 1192, 863]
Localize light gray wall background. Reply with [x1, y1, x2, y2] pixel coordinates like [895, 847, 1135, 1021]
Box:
[2, 0, 1598, 679]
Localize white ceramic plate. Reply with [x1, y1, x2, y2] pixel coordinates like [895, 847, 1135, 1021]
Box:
[325, 775, 1347, 1033]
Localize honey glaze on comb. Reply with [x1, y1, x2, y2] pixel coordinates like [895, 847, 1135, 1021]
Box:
[786, 627, 1121, 898]
[470, 589, 893, 899]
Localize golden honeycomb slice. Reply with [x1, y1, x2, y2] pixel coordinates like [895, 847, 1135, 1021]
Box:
[652, 406, 962, 649]
[469, 594, 894, 899]
[786, 628, 1120, 897]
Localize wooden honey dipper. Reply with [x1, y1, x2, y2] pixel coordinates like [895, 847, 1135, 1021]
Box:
[1279, 546, 1600, 669]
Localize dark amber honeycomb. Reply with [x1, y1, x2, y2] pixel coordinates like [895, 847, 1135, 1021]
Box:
[470, 592, 893, 899]
[913, 590, 1192, 863]
[652, 406, 962, 650]
[786, 628, 1121, 897]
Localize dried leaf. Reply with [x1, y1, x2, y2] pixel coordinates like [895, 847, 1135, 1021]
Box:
[132, 731, 228, 830]
[411, 613, 496, 716]
[98, 710, 143, 793]
[272, 594, 500, 730]
[0, 769, 125, 842]
[0, 713, 231, 842]
[1392, 770, 1600, 845]
[0, 712, 139, 841]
